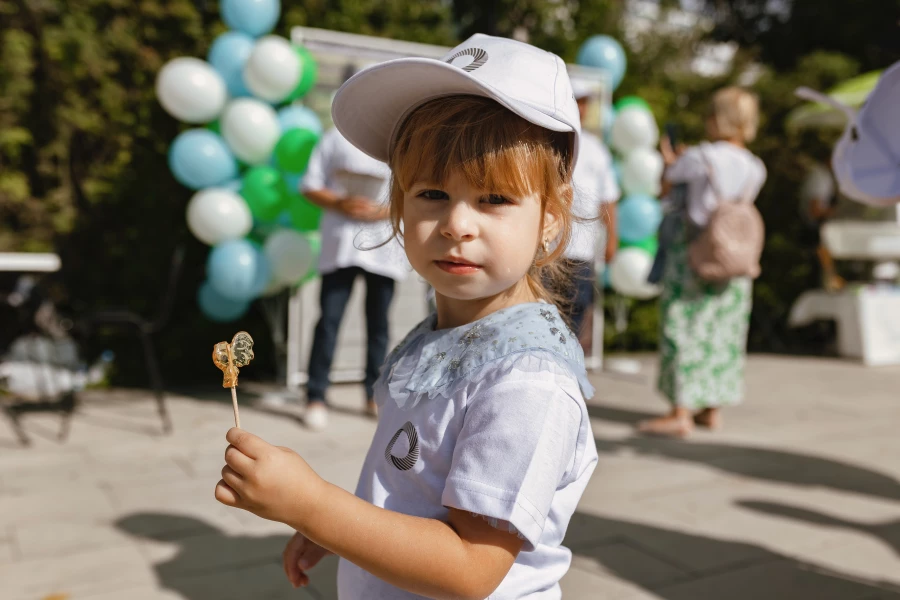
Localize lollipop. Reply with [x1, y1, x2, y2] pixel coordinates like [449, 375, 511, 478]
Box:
[213, 331, 255, 428]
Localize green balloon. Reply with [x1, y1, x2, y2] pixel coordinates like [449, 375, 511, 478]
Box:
[286, 193, 322, 232]
[275, 128, 319, 173]
[621, 235, 658, 255]
[288, 46, 318, 101]
[206, 120, 221, 135]
[241, 166, 288, 222]
[614, 95, 650, 112]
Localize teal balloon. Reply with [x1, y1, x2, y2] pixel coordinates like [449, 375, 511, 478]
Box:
[277, 105, 323, 136]
[576, 35, 627, 90]
[221, 0, 280, 37]
[168, 129, 238, 190]
[208, 31, 255, 97]
[618, 194, 662, 243]
[249, 245, 271, 298]
[206, 239, 261, 301]
[198, 281, 249, 322]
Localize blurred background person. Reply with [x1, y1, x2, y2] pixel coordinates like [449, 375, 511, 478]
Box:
[300, 72, 407, 431]
[557, 80, 620, 351]
[640, 87, 767, 437]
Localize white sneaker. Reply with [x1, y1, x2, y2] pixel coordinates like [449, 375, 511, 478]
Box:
[304, 403, 329, 431]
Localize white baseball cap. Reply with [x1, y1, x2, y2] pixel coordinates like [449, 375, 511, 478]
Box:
[331, 33, 581, 170]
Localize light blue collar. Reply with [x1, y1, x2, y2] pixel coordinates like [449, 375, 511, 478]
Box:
[381, 302, 594, 403]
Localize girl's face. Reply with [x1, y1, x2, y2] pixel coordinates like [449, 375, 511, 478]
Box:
[402, 170, 556, 322]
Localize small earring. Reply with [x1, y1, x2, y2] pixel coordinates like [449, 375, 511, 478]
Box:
[542, 239, 549, 254]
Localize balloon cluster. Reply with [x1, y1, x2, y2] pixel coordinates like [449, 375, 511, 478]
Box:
[156, 0, 323, 322]
[576, 35, 663, 301]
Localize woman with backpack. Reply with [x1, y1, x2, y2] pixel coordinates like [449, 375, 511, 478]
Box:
[639, 87, 767, 437]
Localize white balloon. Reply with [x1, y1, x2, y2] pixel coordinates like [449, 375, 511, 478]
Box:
[243, 36, 301, 103]
[264, 229, 313, 285]
[611, 106, 659, 154]
[609, 247, 661, 299]
[156, 57, 228, 124]
[220, 98, 281, 164]
[621, 148, 664, 196]
[186, 188, 252, 245]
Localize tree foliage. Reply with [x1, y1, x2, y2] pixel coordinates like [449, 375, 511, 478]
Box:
[1, 0, 899, 385]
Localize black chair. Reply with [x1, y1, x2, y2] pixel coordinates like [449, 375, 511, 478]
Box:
[78, 245, 186, 435]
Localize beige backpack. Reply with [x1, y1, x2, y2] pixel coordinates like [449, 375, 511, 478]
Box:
[688, 153, 765, 282]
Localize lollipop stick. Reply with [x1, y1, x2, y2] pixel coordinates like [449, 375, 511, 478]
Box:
[231, 386, 241, 428]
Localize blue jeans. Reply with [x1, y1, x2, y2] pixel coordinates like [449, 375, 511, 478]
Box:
[306, 267, 395, 404]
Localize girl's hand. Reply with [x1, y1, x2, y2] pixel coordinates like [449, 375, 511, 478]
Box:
[283, 531, 333, 588]
[215, 428, 326, 526]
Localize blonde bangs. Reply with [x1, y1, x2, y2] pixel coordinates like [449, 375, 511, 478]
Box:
[390, 96, 570, 202]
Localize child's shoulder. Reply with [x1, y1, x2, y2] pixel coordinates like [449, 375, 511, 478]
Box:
[384, 303, 594, 403]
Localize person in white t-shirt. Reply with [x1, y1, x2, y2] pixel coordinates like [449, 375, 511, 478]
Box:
[559, 81, 620, 347]
[213, 34, 598, 600]
[640, 87, 767, 437]
[301, 114, 408, 431]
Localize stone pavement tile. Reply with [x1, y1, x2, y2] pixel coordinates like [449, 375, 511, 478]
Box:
[802, 536, 900, 587]
[570, 540, 692, 588]
[156, 560, 317, 600]
[77, 586, 184, 600]
[0, 537, 16, 562]
[0, 544, 154, 600]
[3, 455, 193, 495]
[561, 562, 662, 600]
[654, 558, 900, 600]
[0, 485, 116, 527]
[14, 519, 138, 561]
[136, 529, 293, 580]
[106, 479, 245, 539]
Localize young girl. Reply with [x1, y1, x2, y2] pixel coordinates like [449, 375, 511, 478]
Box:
[215, 34, 598, 599]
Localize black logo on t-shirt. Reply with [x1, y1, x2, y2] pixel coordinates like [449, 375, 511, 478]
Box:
[385, 421, 419, 471]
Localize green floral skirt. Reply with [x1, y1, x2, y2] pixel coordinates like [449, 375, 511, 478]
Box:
[657, 224, 752, 409]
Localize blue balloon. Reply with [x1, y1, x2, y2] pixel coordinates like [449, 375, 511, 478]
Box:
[277, 105, 323, 136]
[168, 129, 238, 190]
[618, 194, 662, 244]
[250, 245, 272, 297]
[221, 178, 243, 193]
[221, 0, 280, 37]
[198, 281, 250, 322]
[207, 31, 255, 97]
[206, 239, 261, 301]
[576, 35, 627, 90]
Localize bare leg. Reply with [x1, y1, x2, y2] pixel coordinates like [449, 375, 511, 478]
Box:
[693, 407, 722, 430]
[637, 406, 693, 438]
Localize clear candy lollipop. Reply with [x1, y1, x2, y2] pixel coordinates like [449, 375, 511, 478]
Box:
[212, 331, 254, 428]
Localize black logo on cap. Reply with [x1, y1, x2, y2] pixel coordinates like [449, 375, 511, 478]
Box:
[445, 48, 488, 72]
[385, 421, 419, 471]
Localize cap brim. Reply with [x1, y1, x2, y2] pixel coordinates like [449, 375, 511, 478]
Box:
[331, 57, 578, 166]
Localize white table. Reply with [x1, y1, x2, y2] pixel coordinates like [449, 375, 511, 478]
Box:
[789, 286, 900, 366]
[0, 253, 61, 273]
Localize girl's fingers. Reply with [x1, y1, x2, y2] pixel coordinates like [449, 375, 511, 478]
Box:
[214, 480, 240, 506]
[224, 444, 254, 476]
[283, 534, 304, 586]
[221, 465, 243, 490]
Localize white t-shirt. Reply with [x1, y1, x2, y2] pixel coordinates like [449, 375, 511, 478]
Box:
[565, 131, 620, 261]
[337, 304, 598, 599]
[302, 128, 409, 281]
[665, 141, 767, 228]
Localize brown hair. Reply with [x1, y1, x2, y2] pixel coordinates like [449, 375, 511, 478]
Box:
[388, 95, 576, 307]
[708, 86, 760, 143]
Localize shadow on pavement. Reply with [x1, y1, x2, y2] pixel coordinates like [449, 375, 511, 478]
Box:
[593, 432, 900, 503]
[116, 513, 338, 600]
[565, 511, 900, 600]
[739, 499, 900, 558]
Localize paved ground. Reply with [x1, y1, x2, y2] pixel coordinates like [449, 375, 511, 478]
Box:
[2, 354, 900, 600]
